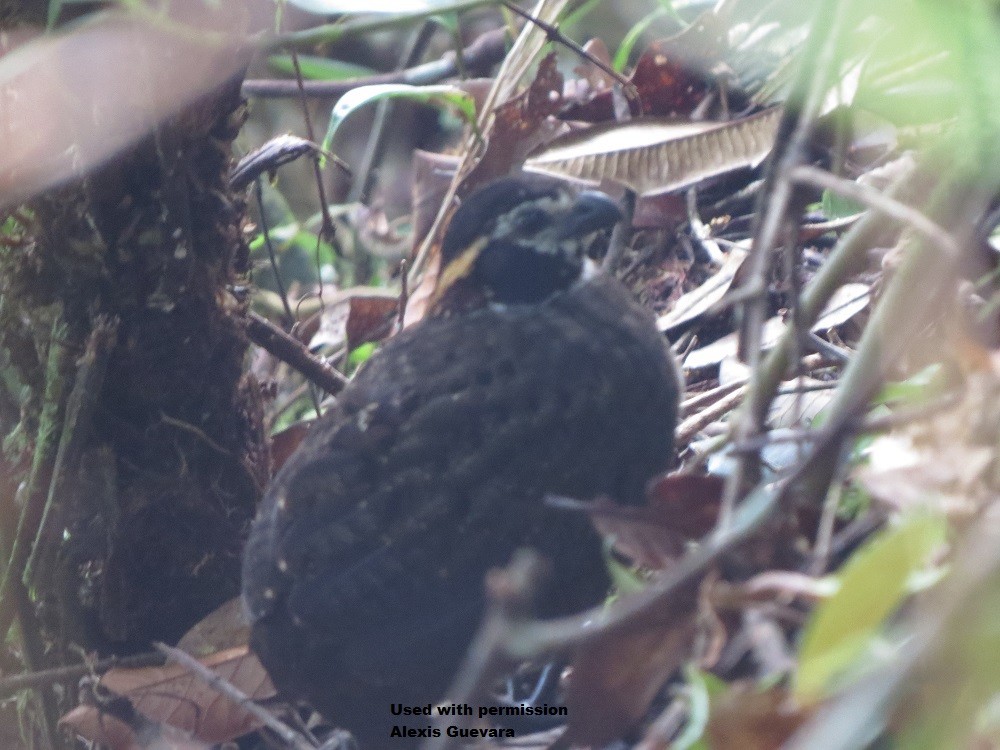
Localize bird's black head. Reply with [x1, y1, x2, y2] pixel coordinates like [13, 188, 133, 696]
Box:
[431, 177, 622, 314]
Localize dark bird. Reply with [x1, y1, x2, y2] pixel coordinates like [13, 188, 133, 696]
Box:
[242, 176, 682, 744]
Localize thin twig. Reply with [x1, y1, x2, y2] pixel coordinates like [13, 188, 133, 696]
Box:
[680, 353, 828, 414]
[0, 652, 163, 699]
[726, 0, 857, 526]
[440, 173, 987, 679]
[856, 390, 962, 433]
[268, 0, 496, 50]
[246, 312, 349, 397]
[245, 28, 508, 99]
[500, 0, 639, 102]
[397, 257, 410, 332]
[289, 51, 336, 250]
[14, 577, 62, 749]
[681, 379, 745, 413]
[790, 165, 961, 259]
[153, 643, 317, 750]
[424, 552, 547, 750]
[686, 187, 725, 265]
[806, 331, 851, 363]
[349, 22, 438, 206]
[676, 385, 747, 445]
[406, 0, 571, 287]
[255, 179, 295, 323]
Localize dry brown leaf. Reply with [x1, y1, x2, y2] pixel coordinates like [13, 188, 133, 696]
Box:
[61, 647, 275, 748]
[643, 473, 725, 540]
[411, 149, 461, 253]
[575, 474, 723, 569]
[345, 291, 400, 351]
[462, 51, 566, 193]
[683, 282, 870, 369]
[561, 16, 733, 122]
[308, 286, 399, 351]
[58, 703, 213, 750]
[573, 38, 616, 91]
[524, 107, 782, 196]
[657, 245, 748, 333]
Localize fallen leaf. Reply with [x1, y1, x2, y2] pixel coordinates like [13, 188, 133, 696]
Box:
[61, 647, 275, 748]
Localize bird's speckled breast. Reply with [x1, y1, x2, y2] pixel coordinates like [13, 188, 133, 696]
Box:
[241, 272, 680, 728]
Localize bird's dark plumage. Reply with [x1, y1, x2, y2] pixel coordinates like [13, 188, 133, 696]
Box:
[242, 177, 682, 743]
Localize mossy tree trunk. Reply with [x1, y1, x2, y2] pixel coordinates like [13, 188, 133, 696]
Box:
[0, 30, 268, 739]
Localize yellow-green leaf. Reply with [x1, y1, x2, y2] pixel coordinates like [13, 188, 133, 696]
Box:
[794, 513, 947, 702]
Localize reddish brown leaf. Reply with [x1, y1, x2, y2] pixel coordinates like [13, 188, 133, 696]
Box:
[564, 474, 722, 569]
[633, 192, 688, 229]
[629, 43, 713, 117]
[560, 479, 726, 744]
[643, 473, 724, 539]
[270, 420, 311, 474]
[561, 16, 733, 123]
[346, 290, 400, 350]
[461, 52, 566, 193]
[308, 286, 399, 351]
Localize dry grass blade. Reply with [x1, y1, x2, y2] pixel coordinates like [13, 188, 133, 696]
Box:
[524, 107, 782, 195]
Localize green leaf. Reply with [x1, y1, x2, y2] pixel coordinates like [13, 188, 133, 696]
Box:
[794, 513, 948, 702]
[673, 665, 714, 749]
[348, 341, 378, 369]
[322, 84, 477, 153]
[560, 0, 604, 32]
[602, 539, 647, 596]
[821, 187, 864, 220]
[268, 54, 374, 81]
[290, 230, 338, 270]
[614, 9, 667, 72]
[873, 364, 945, 407]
